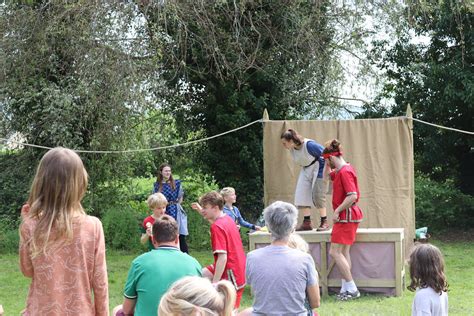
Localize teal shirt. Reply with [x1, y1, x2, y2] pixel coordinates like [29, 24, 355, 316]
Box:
[123, 246, 202, 316]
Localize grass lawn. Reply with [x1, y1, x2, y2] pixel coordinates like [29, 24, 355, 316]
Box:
[1, 240, 473, 315]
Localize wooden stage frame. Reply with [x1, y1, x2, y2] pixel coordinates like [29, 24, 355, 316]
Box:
[249, 228, 405, 297]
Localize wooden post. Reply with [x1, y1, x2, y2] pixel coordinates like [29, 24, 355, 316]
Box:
[262, 108, 269, 121]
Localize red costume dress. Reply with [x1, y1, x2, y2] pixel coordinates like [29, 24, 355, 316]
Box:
[206, 214, 246, 307]
[330, 164, 363, 245]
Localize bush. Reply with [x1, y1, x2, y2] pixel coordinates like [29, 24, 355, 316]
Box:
[415, 173, 474, 232]
[102, 206, 143, 251]
[0, 151, 34, 221]
[180, 170, 219, 250]
[0, 217, 20, 254]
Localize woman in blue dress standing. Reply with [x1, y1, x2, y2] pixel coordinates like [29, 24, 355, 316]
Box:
[153, 163, 189, 253]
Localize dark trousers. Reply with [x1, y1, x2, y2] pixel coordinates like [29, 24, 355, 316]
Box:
[179, 234, 188, 253]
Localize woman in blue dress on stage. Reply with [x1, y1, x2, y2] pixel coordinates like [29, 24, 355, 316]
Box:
[153, 163, 189, 253]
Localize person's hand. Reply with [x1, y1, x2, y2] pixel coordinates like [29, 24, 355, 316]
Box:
[332, 211, 340, 223]
[191, 202, 202, 211]
[254, 225, 262, 231]
[146, 223, 153, 236]
[21, 203, 30, 220]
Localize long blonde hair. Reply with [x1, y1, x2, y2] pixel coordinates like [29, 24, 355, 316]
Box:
[159, 276, 236, 316]
[27, 147, 88, 257]
[288, 233, 309, 253]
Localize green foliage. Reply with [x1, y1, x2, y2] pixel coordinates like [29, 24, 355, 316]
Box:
[140, 1, 343, 217]
[0, 151, 34, 221]
[415, 173, 474, 231]
[102, 206, 143, 252]
[0, 218, 20, 254]
[367, 1, 473, 195]
[181, 170, 219, 249]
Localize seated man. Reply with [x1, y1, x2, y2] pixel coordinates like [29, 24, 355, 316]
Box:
[246, 201, 320, 315]
[113, 215, 202, 316]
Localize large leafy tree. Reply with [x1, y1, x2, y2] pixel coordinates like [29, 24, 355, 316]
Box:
[0, 2, 165, 215]
[138, 1, 361, 216]
[366, 1, 473, 195]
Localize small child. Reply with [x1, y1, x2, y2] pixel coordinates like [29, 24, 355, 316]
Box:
[191, 191, 246, 308]
[288, 233, 320, 316]
[159, 276, 236, 316]
[220, 187, 261, 231]
[141, 193, 167, 251]
[408, 243, 449, 316]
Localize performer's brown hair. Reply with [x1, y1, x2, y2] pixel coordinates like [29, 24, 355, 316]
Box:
[323, 139, 342, 154]
[199, 191, 224, 210]
[280, 129, 304, 146]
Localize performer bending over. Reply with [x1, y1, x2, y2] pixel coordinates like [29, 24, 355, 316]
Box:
[281, 128, 329, 231]
[323, 139, 363, 300]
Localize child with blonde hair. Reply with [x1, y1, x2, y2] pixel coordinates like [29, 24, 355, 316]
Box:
[19, 147, 108, 315]
[159, 276, 236, 316]
[288, 233, 320, 316]
[408, 243, 448, 316]
[220, 187, 261, 231]
[141, 192, 168, 251]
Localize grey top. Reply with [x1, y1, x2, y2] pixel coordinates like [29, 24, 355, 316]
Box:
[412, 287, 448, 316]
[246, 245, 318, 316]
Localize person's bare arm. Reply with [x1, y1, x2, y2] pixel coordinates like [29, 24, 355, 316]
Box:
[212, 252, 228, 283]
[122, 297, 137, 315]
[307, 284, 321, 309]
[333, 194, 358, 222]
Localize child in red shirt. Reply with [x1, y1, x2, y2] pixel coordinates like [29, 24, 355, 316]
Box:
[192, 191, 246, 308]
[141, 193, 167, 251]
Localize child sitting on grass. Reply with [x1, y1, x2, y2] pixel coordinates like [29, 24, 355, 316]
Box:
[288, 233, 320, 316]
[220, 187, 261, 231]
[140, 193, 167, 251]
[408, 243, 448, 316]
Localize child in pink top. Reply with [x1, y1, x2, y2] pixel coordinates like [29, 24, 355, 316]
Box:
[19, 148, 109, 316]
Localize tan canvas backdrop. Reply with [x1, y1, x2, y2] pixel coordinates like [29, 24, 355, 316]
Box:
[263, 117, 415, 253]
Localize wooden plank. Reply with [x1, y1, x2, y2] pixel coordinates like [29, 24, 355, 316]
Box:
[328, 279, 396, 287]
[395, 239, 403, 296]
[320, 241, 328, 297]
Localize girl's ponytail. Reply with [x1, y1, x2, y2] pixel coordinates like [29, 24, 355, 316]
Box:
[216, 280, 237, 316]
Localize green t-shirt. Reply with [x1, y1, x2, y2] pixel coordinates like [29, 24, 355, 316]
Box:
[124, 246, 202, 316]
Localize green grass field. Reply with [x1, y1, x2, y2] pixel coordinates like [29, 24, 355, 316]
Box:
[1, 240, 473, 315]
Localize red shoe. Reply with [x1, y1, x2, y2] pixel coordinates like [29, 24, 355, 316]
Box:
[296, 219, 314, 231]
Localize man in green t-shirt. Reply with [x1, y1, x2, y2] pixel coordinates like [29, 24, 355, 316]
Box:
[113, 215, 202, 316]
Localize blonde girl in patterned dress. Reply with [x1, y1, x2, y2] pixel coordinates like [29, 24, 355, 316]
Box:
[19, 148, 108, 316]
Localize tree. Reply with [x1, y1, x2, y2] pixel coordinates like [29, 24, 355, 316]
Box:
[0, 2, 167, 216]
[138, 1, 366, 216]
[366, 1, 473, 195]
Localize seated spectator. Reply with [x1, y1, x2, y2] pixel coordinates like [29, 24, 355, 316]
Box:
[113, 215, 201, 316]
[288, 233, 320, 316]
[408, 243, 448, 316]
[159, 276, 236, 316]
[246, 201, 320, 315]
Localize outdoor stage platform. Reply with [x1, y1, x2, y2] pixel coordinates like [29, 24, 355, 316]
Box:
[249, 228, 405, 297]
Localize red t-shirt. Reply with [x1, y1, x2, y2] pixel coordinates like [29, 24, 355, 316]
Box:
[210, 214, 246, 289]
[330, 164, 363, 222]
